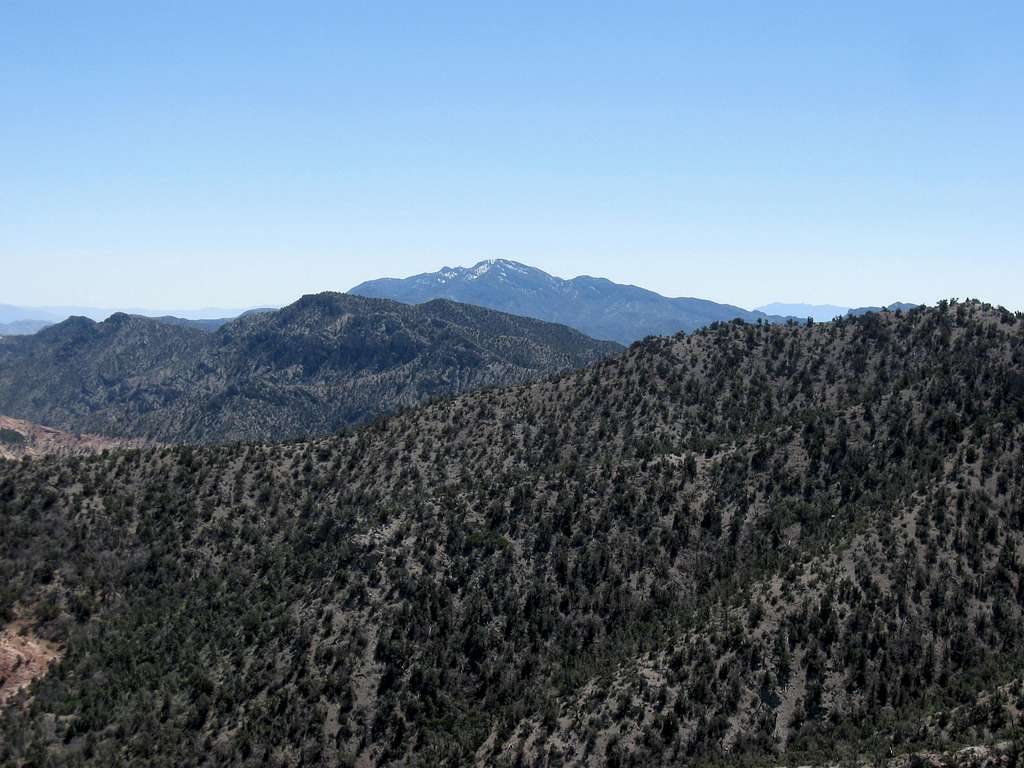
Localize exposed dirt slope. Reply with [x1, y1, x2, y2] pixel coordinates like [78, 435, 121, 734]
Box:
[0, 415, 145, 460]
[0, 623, 61, 706]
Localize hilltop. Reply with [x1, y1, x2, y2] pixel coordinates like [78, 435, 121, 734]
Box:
[1, 300, 1022, 765]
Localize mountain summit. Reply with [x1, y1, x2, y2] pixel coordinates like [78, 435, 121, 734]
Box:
[351, 260, 786, 344]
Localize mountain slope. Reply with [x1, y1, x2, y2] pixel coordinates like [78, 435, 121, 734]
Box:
[145, 315, 235, 331]
[0, 293, 620, 443]
[0, 415, 146, 459]
[351, 259, 788, 344]
[1, 300, 1022, 766]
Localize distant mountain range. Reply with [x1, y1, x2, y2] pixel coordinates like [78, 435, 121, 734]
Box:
[756, 302, 923, 322]
[4, 273, 924, 342]
[0, 303, 263, 324]
[0, 319, 54, 336]
[755, 303, 851, 322]
[846, 301, 922, 316]
[0, 303, 276, 336]
[0, 308, 276, 337]
[351, 260, 791, 344]
[0, 293, 619, 443]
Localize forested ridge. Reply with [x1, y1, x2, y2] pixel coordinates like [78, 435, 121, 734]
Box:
[0, 292, 620, 444]
[1, 300, 1023, 766]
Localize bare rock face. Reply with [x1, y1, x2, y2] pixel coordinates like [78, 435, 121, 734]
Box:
[0, 623, 61, 706]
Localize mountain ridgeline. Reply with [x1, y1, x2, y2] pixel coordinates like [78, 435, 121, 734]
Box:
[755, 303, 923, 323]
[1, 300, 1023, 766]
[351, 259, 790, 344]
[0, 293, 620, 444]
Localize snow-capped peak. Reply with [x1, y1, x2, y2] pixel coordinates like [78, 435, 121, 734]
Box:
[468, 260, 496, 279]
[436, 268, 459, 284]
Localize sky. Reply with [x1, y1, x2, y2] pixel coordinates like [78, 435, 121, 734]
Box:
[2, 1, 1022, 312]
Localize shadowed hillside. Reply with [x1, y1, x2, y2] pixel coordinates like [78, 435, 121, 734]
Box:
[0, 293, 620, 444]
[1, 300, 1022, 766]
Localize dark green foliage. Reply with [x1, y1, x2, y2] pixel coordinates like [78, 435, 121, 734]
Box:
[0, 428, 24, 446]
[1, 300, 1023, 767]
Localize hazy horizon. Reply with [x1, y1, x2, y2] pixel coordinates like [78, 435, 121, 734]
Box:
[1, 253, 1018, 316]
[1, 252, 1019, 316]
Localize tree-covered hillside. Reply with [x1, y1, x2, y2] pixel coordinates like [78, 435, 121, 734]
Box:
[0, 293, 620, 444]
[1, 300, 1022, 766]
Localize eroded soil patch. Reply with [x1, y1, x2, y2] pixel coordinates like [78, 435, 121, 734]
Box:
[0, 623, 61, 705]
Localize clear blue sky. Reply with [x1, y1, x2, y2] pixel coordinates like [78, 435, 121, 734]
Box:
[2, 1, 1022, 311]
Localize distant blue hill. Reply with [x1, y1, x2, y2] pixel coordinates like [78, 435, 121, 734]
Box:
[0, 303, 270, 324]
[0, 319, 54, 336]
[846, 302, 923, 316]
[351, 260, 789, 344]
[0, 304, 277, 335]
[755, 303, 850, 323]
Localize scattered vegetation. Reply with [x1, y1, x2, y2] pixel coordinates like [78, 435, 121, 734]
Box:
[1, 300, 1022, 766]
[0, 293, 620, 444]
